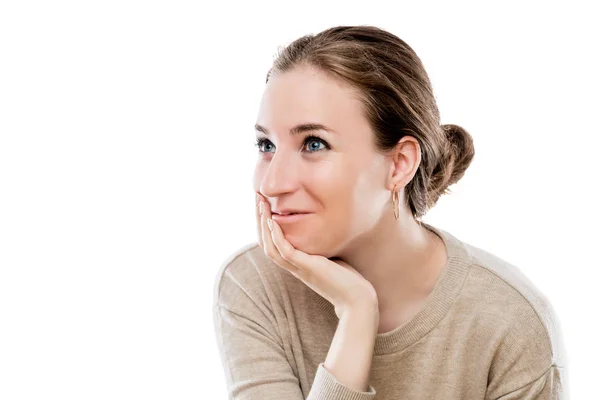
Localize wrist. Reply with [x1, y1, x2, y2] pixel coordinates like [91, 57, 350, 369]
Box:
[343, 301, 379, 328]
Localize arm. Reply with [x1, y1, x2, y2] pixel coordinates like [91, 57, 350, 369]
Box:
[485, 298, 568, 399]
[214, 195, 379, 398]
[493, 364, 566, 399]
[213, 300, 379, 399]
[213, 304, 304, 399]
[312, 303, 379, 396]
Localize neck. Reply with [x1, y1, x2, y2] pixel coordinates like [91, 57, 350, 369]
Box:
[336, 213, 447, 314]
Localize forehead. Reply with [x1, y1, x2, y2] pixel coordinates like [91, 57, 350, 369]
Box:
[256, 66, 369, 135]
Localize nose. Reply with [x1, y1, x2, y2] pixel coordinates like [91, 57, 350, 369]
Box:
[259, 151, 299, 199]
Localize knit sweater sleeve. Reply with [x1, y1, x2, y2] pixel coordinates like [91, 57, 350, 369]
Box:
[308, 363, 376, 399]
[484, 292, 568, 400]
[212, 251, 377, 399]
[213, 304, 304, 399]
[493, 364, 566, 399]
[213, 305, 377, 399]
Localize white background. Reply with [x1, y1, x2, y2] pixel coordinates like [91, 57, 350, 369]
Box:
[1, 0, 598, 398]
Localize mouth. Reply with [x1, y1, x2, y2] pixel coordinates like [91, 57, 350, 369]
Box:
[271, 212, 312, 223]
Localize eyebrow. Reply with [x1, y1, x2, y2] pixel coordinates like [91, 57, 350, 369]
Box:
[254, 123, 336, 136]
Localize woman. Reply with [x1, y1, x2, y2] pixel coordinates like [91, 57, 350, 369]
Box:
[212, 25, 567, 399]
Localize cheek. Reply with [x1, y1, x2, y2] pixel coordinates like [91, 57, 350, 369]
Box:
[302, 160, 355, 221]
[303, 159, 336, 189]
[306, 160, 357, 225]
[304, 158, 352, 192]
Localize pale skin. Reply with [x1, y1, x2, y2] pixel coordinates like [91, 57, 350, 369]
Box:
[253, 64, 448, 333]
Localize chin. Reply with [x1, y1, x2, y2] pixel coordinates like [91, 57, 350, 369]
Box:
[285, 234, 311, 252]
[285, 234, 338, 258]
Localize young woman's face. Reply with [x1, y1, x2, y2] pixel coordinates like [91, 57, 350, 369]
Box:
[253, 65, 391, 256]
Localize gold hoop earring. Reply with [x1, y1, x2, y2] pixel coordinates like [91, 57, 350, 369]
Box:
[392, 188, 399, 220]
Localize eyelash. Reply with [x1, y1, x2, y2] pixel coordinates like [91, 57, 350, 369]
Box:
[254, 135, 331, 154]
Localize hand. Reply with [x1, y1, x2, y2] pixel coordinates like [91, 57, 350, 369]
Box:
[256, 193, 379, 320]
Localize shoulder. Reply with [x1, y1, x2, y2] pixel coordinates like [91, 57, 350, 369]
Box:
[464, 241, 566, 363]
[456, 239, 568, 395]
[212, 241, 286, 313]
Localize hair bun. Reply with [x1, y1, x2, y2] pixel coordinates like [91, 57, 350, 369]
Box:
[440, 124, 475, 186]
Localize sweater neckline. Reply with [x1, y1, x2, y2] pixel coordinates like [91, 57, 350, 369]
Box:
[310, 222, 472, 356]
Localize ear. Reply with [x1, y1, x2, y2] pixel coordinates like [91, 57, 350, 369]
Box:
[387, 136, 421, 191]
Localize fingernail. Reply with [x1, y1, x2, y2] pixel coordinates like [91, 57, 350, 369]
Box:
[267, 218, 273, 231]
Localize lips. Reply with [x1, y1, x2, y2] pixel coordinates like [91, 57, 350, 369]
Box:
[271, 212, 312, 224]
[272, 210, 310, 215]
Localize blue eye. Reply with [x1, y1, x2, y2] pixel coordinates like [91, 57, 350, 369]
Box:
[254, 138, 275, 153]
[305, 136, 328, 152]
[254, 135, 331, 154]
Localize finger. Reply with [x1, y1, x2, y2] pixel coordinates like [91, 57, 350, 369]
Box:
[260, 201, 298, 276]
[268, 218, 300, 276]
[260, 199, 276, 257]
[255, 193, 263, 248]
[272, 228, 324, 282]
[269, 220, 326, 297]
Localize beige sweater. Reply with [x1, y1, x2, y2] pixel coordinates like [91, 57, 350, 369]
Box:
[212, 222, 568, 399]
